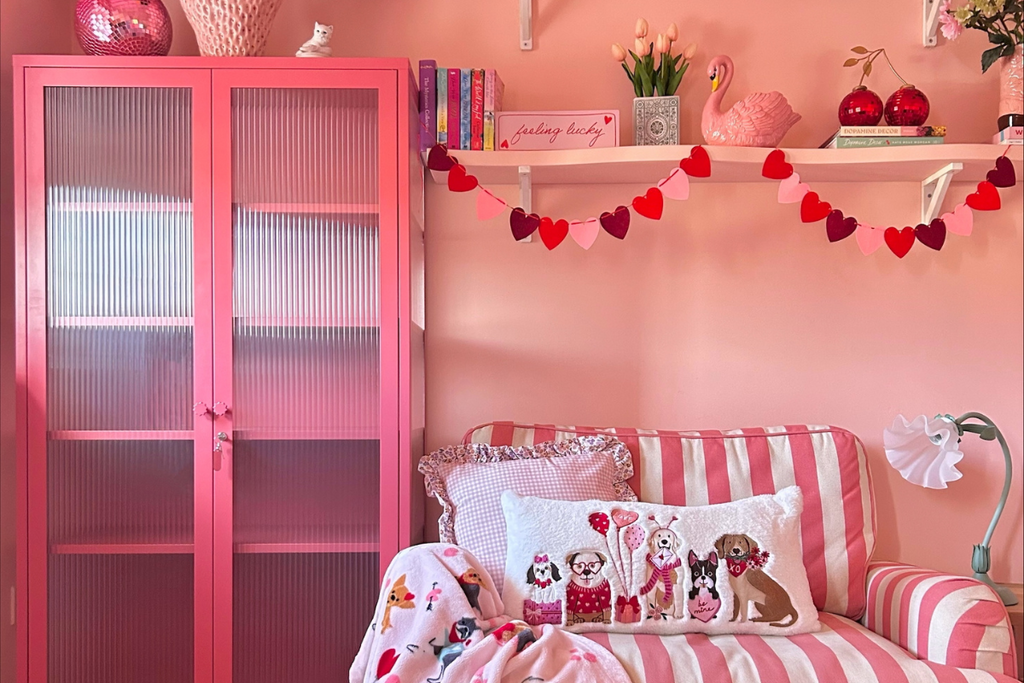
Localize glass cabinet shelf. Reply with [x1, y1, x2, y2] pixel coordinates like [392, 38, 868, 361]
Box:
[50, 543, 195, 555]
[49, 316, 194, 328]
[233, 316, 379, 328]
[48, 201, 192, 212]
[47, 430, 194, 441]
[234, 203, 379, 214]
[233, 542, 379, 554]
[234, 428, 378, 440]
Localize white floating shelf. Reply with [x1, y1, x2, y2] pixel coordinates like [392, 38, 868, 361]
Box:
[427, 144, 1022, 186]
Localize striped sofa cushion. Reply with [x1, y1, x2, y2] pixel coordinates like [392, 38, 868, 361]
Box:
[463, 422, 876, 620]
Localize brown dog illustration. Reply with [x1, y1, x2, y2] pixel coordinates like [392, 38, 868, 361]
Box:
[714, 533, 797, 627]
[380, 574, 416, 633]
[565, 551, 612, 625]
[639, 516, 684, 619]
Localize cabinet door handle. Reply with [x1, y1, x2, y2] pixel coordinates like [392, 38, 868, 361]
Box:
[213, 431, 229, 471]
[193, 402, 210, 417]
[212, 402, 230, 417]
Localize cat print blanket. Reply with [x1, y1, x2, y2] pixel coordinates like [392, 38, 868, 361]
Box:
[349, 543, 631, 683]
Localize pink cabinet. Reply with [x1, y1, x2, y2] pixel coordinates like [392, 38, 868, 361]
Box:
[12, 57, 425, 683]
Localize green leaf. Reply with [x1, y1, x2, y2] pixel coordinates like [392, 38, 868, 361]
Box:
[989, 31, 1012, 45]
[843, 58, 859, 67]
[668, 67, 684, 95]
[981, 45, 1005, 72]
[621, 62, 635, 84]
[850, 46, 870, 54]
[638, 67, 653, 97]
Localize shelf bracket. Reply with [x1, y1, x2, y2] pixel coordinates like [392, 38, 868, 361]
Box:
[520, 0, 533, 50]
[518, 165, 534, 242]
[921, 162, 963, 224]
[923, 0, 943, 46]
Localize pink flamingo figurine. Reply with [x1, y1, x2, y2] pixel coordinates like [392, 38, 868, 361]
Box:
[701, 55, 801, 148]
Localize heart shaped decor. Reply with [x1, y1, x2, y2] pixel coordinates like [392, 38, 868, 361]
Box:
[588, 512, 610, 536]
[885, 226, 916, 258]
[914, 218, 946, 251]
[941, 203, 973, 237]
[986, 155, 1016, 188]
[800, 192, 832, 223]
[631, 187, 664, 220]
[658, 168, 690, 201]
[447, 164, 478, 192]
[825, 209, 858, 243]
[600, 206, 631, 239]
[476, 189, 507, 221]
[539, 217, 570, 250]
[569, 218, 600, 249]
[679, 145, 711, 177]
[611, 508, 639, 528]
[761, 149, 794, 179]
[966, 181, 1000, 211]
[777, 173, 809, 204]
[509, 208, 541, 240]
[426, 144, 456, 171]
[855, 225, 886, 256]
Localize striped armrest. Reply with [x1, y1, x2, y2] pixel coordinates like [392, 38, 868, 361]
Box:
[862, 561, 1018, 678]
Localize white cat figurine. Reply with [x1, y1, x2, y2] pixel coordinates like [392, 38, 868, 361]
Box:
[296, 22, 333, 57]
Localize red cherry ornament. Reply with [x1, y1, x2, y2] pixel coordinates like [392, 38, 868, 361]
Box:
[839, 86, 884, 126]
[884, 84, 930, 126]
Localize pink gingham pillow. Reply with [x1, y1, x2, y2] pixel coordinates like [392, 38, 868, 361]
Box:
[419, 435, 636, 592]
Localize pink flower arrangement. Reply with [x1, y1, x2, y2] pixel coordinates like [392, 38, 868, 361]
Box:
[941, 0, 1022, 72]
[939, 0, 965, 39]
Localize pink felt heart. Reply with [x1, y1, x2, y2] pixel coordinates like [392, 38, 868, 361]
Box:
[777, 173, 810, 204]
[599, 205, 630, 239]
[476, 189, 507, 221]
[569, 218, 600, 249]
[658, 168, 690, 201]
[855, 224, 885, 255]
[611, 508, 639, 528]
[941, 203, 973, 236]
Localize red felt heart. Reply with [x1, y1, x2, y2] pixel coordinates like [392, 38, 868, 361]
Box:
[800, 192, 832, 223]
[825, 209, 858, 242]
[426, 144, 456, 171]
[914, 218, 947, 251]
[986, 156, 1016, 189]
[377, 648, 399, 678]
[500, 139, 509, 149]
[539, 217, 569, 250]
[761, 149, 794, 180]
[885, 226, 915, 258]
[599, 205, 631, 239]
[631, 187, 664, 220]
[604, 115, 613, 125]
[966, 180, 1000, 211]
[447, 164, 478, 192]
[510, 207, 541, 240]
[679, 146, 711, 177]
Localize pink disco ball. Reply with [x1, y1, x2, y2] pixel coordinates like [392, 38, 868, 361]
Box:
[75, 0, 173, 56]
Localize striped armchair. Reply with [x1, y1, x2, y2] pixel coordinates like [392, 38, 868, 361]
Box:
[464, 422, 1018, 683]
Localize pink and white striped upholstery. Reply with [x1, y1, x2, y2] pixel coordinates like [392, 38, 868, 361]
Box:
[863, 562, 1018, 679]
[584, 613, 1017, 683]
[464, 422, 876, 620]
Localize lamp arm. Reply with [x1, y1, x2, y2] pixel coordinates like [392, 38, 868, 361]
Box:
[955, 412, 1013, 550]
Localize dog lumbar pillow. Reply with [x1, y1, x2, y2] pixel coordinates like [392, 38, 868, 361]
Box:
[500, 487, 819, 635]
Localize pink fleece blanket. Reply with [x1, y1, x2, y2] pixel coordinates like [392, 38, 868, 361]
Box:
[349, 544, 631, 683]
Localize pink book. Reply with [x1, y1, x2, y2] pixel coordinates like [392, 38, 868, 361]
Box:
[447, 68, 461, 150]
[471, 70, 485, 150]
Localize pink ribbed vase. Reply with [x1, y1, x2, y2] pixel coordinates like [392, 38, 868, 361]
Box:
[998, 44, 1023, 123]
[179, 0, 283, 56]
[74, 0, 172, 56]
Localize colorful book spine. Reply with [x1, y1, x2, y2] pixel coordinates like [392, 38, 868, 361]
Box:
[460, 68, 472, 151]
[838, 125, 946, 137]
[447, 69, 461, 150]
[436, 67, 447, 146]
[993, 126, 1023, 143]
[470, 69, 485, 151]
[832, 136, 944, 148]
[418, 60, 436, 152]
[483, 69, 504, 151]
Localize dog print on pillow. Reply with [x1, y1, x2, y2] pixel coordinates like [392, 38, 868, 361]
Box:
[714, 533, 797, 627]
[523, 553, 563, 625]
[686, 550, 722, 622]
[565, 551, 612, 625]
[639, 516, 684, 620]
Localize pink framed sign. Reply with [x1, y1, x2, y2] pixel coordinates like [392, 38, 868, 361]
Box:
[495, 110, 619, 150]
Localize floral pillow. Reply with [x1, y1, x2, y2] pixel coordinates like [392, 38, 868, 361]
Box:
[419, 435, 636, 592]
[499, 486, 819, 636]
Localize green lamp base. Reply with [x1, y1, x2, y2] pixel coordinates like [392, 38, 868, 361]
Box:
[973, 571, 1020, 606]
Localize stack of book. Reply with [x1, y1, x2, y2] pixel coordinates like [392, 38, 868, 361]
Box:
[992, 126, 1023, 145]
[419, 61, 504, 152]
[820, 126, 946, 149]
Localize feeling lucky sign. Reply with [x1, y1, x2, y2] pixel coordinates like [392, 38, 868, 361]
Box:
[495, 110, 619, 150]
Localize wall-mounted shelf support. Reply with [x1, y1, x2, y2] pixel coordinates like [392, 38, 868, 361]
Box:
[518, 165, 534, 242]
[520, 0, 533, 50]
[922, 162, 963, 223]
[923, 0, 943, 46]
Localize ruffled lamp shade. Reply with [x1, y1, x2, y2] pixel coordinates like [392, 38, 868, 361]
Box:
[883, 414, 964, 489]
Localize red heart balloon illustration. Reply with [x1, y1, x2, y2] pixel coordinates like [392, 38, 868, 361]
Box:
[509, 207, 541, 240]
[885, 226, 915, 258]
[588, 512, 610, 536]
[679, 146, 711, 177]
[426, 144, 456, 171]
[500, 139, 510, 149]
[966, 180, 1000, 211]
[986, 156, 1016, 189]
[825, 209, 858, 242]
[914, 218, 946, 251]
[599, 206, 631, 239]
[761, 149, 794, 180]
[631, 187, 664, 220]
[539, 217, 569, 250]
[447, 164, 478, 192]
[800, 192, 832, 223]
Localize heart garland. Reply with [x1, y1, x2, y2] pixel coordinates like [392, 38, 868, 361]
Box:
[427, 143, 710, 249]
[767, 149, 1016, 258]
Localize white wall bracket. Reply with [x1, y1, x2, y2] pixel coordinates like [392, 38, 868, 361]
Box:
[921, 162, 963, 223]
[517, 165, 535, 242]
[520, 0, 533, 50]
[923, 0, 943, 46]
